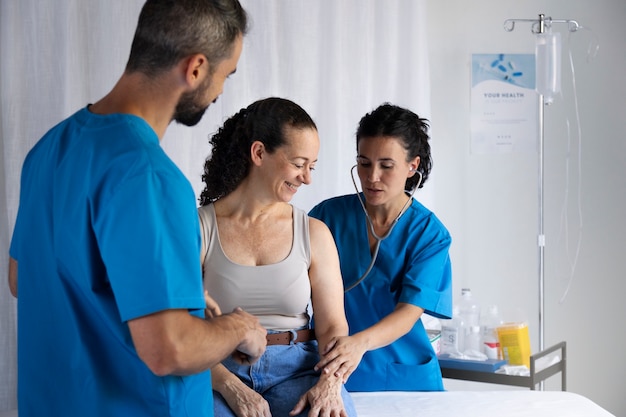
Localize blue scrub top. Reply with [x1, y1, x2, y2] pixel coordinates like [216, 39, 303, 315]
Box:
[10, 107, 212, 416]
[310, 193, 452, 391]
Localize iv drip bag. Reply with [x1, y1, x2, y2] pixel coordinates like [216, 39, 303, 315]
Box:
[535, 28, 561, 105]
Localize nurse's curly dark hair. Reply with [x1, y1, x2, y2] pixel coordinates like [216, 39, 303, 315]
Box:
[356, 103, 432, 191]
[199, 97, 317, 205]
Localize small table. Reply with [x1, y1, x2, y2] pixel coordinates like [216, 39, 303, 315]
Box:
[439, 341, 567, 390]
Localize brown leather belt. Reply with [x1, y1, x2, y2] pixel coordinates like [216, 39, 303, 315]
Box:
[266, 329, 316, 345]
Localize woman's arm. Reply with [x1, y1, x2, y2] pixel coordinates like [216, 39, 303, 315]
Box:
[307, 217, 349, 348]
[288, 218, 349, 417]
[212, 363, 271, 417]
[334, 302, 424, 352]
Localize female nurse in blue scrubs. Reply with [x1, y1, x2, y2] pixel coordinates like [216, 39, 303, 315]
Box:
[309, 103, 452, 391]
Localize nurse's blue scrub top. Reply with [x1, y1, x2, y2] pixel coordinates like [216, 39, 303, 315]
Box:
[310, 193, 452, 391]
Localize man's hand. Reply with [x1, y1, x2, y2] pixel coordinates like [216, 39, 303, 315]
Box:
[229, 307, 267, 365]
[203, 293, 265, 364]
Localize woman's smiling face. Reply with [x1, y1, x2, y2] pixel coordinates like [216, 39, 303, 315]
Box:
[264, 126, 319, 202]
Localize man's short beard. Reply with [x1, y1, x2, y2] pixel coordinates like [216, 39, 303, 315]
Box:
[173, 76, 212, 126]
[174, 102, 207, 126]
[173, 92, 209, 126]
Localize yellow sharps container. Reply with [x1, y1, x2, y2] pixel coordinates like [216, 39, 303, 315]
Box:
[497, 322, 531, 368]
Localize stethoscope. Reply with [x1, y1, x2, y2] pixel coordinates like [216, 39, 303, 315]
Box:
[345, 164, 423, 292]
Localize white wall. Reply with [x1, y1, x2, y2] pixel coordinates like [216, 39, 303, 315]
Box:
[426, 0, 625, 415]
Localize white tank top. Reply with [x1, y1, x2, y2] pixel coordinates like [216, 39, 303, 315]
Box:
[198, 204, 312, 331]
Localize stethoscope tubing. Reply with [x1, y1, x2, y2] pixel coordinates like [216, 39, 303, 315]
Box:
[345, 164, 421, 292]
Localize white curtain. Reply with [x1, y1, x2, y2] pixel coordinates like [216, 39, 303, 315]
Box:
[0, 0, 430, 410]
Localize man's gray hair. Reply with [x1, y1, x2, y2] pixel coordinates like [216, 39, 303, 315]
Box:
[126, 0, 248, 76]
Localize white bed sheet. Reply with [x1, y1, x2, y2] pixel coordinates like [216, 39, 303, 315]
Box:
[351, 391, 615, 417]
[0, 391, 614, 417]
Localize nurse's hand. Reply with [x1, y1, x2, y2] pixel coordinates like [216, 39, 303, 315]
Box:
[315, 335, 366, 383]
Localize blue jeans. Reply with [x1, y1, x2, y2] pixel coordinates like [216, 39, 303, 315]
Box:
[213, 339, 357, 417]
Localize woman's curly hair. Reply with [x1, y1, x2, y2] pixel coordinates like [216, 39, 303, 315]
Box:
[199, 97, 317, 205]
[356, 103, 433, 191]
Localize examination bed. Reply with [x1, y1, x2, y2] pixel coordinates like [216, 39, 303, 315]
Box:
[351, 390, 614, 417]
[0, 390, 614, 417]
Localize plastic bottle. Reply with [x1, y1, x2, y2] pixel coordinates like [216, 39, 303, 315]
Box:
[457, 288, 481, 356]
[439, 306, 464, 356]
[481, 305, 504, 359]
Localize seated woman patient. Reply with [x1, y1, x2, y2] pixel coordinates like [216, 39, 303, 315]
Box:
[198, 97, 357, 417]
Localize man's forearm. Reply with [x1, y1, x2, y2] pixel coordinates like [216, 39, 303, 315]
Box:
[129, 308, 264, 376]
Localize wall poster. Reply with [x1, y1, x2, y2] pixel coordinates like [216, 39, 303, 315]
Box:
[470, 53, 538, 154]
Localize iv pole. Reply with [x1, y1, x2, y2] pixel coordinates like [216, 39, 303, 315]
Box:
[503, 14, 579, 388]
